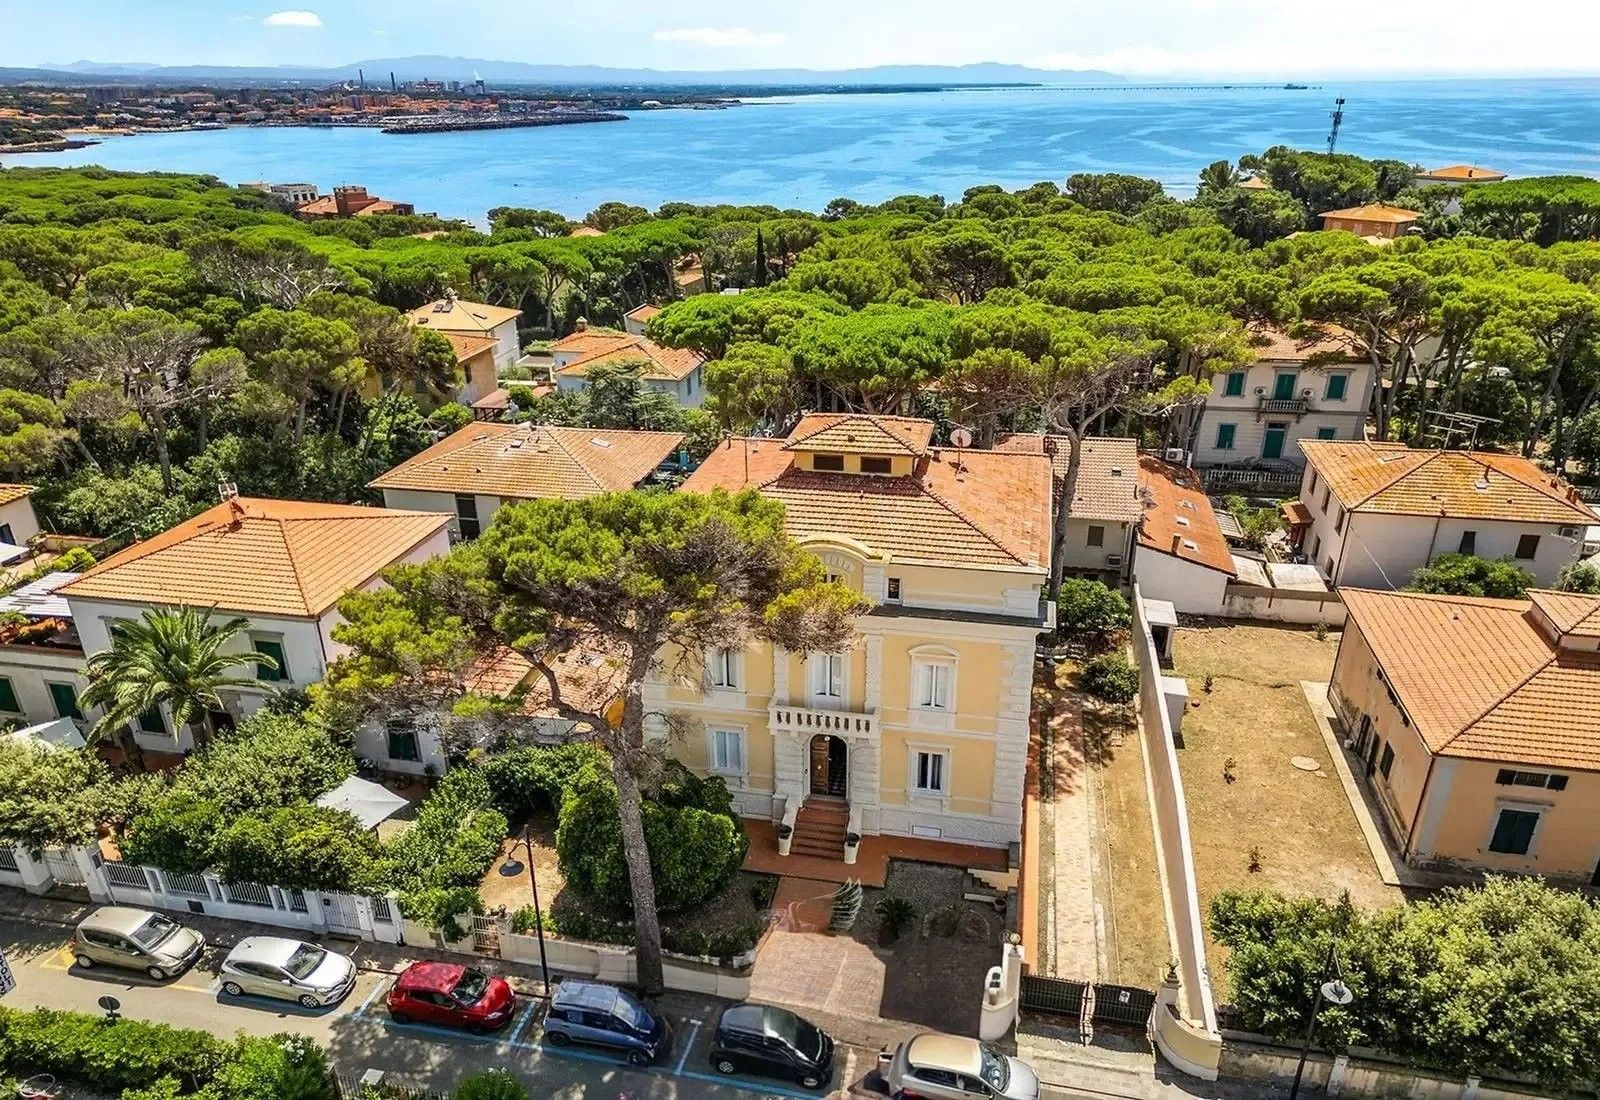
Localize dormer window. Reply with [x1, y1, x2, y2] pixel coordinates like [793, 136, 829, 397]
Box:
[861, 456, 892, 475]
[813, 453, 845, 472]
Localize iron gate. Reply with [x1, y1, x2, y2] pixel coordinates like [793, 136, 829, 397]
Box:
[42, 848, 84, 886]
[1091, 982, 1156, 1028]
[471, 913, 501, 955]
[1019, 974, 1088, 1021]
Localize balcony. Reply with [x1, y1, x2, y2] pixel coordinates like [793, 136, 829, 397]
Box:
[769, 703, 878, 740]
[1256, 395, 1310, 418]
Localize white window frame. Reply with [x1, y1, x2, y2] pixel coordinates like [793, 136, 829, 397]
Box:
[705, 646, 742, 692]
[1484, 800, 1546, 859]
[908, 645, 959, 728]
[807, 651, 847, 708]
[910, 748, 951, 797]
[708, 726, 747, 780]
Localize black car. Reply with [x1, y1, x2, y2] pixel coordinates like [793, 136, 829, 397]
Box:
[710, 1003, 835, 1090]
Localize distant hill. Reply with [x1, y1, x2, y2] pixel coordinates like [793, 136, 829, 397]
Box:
[22, 56, 1123, 87]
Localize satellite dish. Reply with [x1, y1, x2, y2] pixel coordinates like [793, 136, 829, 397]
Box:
[950, 427, 974, 448]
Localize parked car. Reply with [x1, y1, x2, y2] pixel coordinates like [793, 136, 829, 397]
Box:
[386, 962, 517, 1033]
[882, 1033, 1039, 1100]
[219, 937, 356, 1008]
[710, 1003, 834, 1089]
[542, 978, 671, 1066]
[71, 906, 205, 981]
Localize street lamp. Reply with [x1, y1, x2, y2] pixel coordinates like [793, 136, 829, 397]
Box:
[497, 824, 550, 994]
[1288, 951, 1354, 1100]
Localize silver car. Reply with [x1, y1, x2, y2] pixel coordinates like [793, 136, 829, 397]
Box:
[219, 936, 356, 1008]
[883, 1033, 1040, 1100]
[72, 906, 205, 981]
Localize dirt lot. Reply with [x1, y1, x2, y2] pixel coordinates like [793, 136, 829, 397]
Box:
[1169, 621, 1404, 999]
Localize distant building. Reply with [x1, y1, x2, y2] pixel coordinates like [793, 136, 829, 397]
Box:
[1131, 456, 1236, 615]
[296, 185, 415, 220]
[406, 294, 522, 375]
[0, 485, 41, 551]
[550, 321, 706, 408]
[1318, 203, 1422, 241]
[1238, 176, 1271, 190]
[1191, 325, 1373, 468]
[623, 303, 661, 337]
[1414, 164, 1507, 186]
[993, 435, 1141, 584]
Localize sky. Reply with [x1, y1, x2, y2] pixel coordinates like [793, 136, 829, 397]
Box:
[6, 0, 1600, 78]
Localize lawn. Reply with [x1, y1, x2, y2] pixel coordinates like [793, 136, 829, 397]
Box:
[1169, 621, 1404, 999]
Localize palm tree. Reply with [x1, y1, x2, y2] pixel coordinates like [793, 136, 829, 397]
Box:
[1197, 159, 1241, 197]
[81, 606, 277, 765]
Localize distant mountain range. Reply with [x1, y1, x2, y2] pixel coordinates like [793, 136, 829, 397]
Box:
[14, 56, 1123, 88]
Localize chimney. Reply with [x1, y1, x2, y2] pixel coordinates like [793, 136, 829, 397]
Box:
[1171, 533, 1183, 554]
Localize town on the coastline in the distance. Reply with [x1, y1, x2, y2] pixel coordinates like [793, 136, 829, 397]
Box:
[1, 11, 1599, 1100]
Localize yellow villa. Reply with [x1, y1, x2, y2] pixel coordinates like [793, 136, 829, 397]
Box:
[645, 414, 1053, 857]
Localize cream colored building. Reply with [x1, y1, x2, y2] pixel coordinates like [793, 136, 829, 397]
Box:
[647, 414, 1053, 855]
[995, 435, 1140, 584]
[1333, 587, 1600, 881]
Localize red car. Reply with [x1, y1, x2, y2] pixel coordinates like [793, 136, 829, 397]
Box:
[386, 961, 517, 1033]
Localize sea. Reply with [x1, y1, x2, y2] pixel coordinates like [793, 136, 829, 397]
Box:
[7, 79, 1599, 225]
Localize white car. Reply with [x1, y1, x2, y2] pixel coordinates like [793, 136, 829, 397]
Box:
[883, 1033, 1040, 1100]
[218, 936, 356, 1008]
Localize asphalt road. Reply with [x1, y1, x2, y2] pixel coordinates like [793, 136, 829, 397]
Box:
[0, 915, 886, 1099]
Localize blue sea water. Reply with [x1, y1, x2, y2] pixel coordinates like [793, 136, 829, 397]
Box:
[6, 79, 1598, 224]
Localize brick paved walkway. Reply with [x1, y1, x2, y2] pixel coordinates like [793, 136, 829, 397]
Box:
[1034, 669, 1103, 980]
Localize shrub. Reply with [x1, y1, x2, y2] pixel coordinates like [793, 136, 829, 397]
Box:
[1556, 560, 1600, 594]
[0, 1006, 227, 1091]
[121, 790, 225, 872]
[479, 741, 609, 820]
[1082, 651, 1139, 703]
[381, 768, 508, 922]
[1056, 579, 1131, 650]
[212, 804, 379, 891]
[0, 738, 108, 849]
[875, 896, 917, 945]
[208, 1033, 335, 1100]
[555, 760, 747, 914]
[1408, 553, 1532, 598]
[453, 1070, 530, 1100]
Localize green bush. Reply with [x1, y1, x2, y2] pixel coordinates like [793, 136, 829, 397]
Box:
[451, 1069, 529, 1100]
[1056, 579, 1131, 649]
[0, 1006, 226, 1091]
[121, 790, 225, 873]
[1408, 552, 1532, 598]
[212, 804, 379, 891]
[555, 760, 747, 915]
[208, 1033, 335, 1100]
[1556, 560, 1600, 594]
[479, 741, 609, 820]
[1082, 650, 1139, 703]
[380, 768, 508, 922]
[1212, 878, 1600, 1090]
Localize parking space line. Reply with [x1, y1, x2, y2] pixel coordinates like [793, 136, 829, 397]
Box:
[671, 1020, 700, 1075]
[674, 1068, 823, 1099]
[40, 947, 73, 972]
[531, 1039, 634, 1067]
[504, 1000, 538, 1048]
[351, 977, 390, 1021]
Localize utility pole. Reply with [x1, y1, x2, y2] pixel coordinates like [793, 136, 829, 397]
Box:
[1326, 97, 1346, 156]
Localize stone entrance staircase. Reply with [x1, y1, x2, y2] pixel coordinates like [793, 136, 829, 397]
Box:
[791, 798, 849, 859]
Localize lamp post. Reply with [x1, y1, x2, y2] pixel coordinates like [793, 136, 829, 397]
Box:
[1288, 948, 1353, 1100]
[497, 824, 551, 994]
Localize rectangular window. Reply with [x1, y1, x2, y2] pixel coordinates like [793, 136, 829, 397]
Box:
[1223, 372, 1245, 397]
[913, 750, 948, 795]
[1325, 373, 1349, 401]
[1459, 531, 1477, 555]
[385, 721, 421, 763]
[1320, 488, 1330, 514]
[1214, 423, 1236, 450]
[809, 653, 844, 701]
[454, 494, 481, 540]
[48, 682, 81, 721]
[860, 456, 892, 475]
[252, 637, 288, 683]
[1378, 743, 1395, 779]
[812, 453, 845, 472]
[1515, 534, 1540, 560]
[707, 647, 739, 690]
[1316, 427, 1338, 440]
[1309, 470, 1319, 495]
[1087, 525, 1105, 548]
[1334, 506, 1345, 534]
[913, 662, 954, 711]
[1311, 533, 1322, 561]
[0, 676, 17, 714]
[886, 577, 902, 602]
[1494, 769, 1568, 790]
[1488, 808, 1540, 856]
[710, 728, 745, 775]
[412, 374, 428, 395]
[1273, 371, 1298, 400]
[137, 708, 167, 736]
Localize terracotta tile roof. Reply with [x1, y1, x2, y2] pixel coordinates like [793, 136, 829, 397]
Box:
[1298, 441, 1593, 524]
[993, 435, 1141, 523]
[1341, 588, 1600, 770]
[1417, 165, 1506, 183]
[785, 414, 935, 457]
[464, 644, 622, 718]
[1319, 203, 1422, 224]
[1135, 456, 1236, 577]
[59, 498, 450, 617]
[1239, 176, 1271, 190]
[1281, 500, 1313, 527]
[408, 297, 521, 335]
[683, 435, 1051, 571]
[441, 332, 499, 364]
[0, 484, 33, 507]
[550, 329, 703, 382]
[1246, 323, 1361, 363]
[624, 304, 661, 322]
[1527, 589, 1600, 640]
[369, 422, 682, 500]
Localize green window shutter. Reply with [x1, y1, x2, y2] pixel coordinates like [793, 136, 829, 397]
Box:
[386, 722, 421, 762]
[254, 638, 288, 683]
[1325, 373, 1348, 400]
[1317, 427, 1337, 440]
[48, 682, 82, 721]
[1273, 371, 1298, 400]
[137, 708, 167, 736]
[1223, 372, 1245, 397]
[1215, 423, 1236, 450]
[1489, 810, 1539, 855]
[0, 677, 18, 713]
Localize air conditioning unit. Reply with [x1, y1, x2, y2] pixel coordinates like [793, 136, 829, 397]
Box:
[1163, 447, 1188, 464]
[1558, 525, 1580, 538]
[1106, 554, 1124, 568]
[1302, 388, 1314, 398]
[1254, 386, 1267, 396]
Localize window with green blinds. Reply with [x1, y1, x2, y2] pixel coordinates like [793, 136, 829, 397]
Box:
[253, 638, 288, 682]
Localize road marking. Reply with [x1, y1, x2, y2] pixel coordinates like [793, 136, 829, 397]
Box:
[675, 1068, 823, 1099]
[351, 977, 390, 1020]
[41, 947, 73, 972]
[505, 1000, 538, 1047]
[671, 1020, 700, 1075]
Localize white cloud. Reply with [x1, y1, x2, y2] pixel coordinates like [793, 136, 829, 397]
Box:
[652, 27, 786, 48]
[262, 10, 322, 28]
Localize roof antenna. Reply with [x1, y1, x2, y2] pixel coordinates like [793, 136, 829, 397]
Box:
[218, 480, 238, 502]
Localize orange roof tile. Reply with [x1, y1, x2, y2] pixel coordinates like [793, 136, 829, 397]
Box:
[1527, 589, 1600, 640]
[684, 430, 1052, 571]
[1246, 323, 1361, 363]
[369, 422, 682, 500]
[550, 329, 703, 382]
[1319, 203, 1422, 224]
[0, 484, 34, 507]
[59, 498, 450, 617]
[1299, 441, 1593, 524]
[1417, 165, 1506, 183]
[784, 414, 935, 457]
[441, 332, 499, 364]
[1239, 176, 1271, 190]
[465, 643, 623, 718]
[994, 435, 1141, 522]
[1135, 456, 1236, 577]
[624, 304, 662, 322]
[1341, 588, 1600, 770]
[408, 297, 521, 335]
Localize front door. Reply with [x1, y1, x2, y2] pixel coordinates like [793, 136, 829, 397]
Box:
[809, 735, 847, 796]
[1273, 371, 1298, 400]
[1262, 423, 1288, 460]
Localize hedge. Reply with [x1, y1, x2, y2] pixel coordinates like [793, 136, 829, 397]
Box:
[479, 741, 608, 821]
[377, 767, 507, 930]
[1082, 650, 1139, 703]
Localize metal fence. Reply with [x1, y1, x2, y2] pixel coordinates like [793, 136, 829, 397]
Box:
[0, 849, 17, 874]
[1091, 983, 1158, 1028]
[1199, 466, 1302, 494]
[103, 862, 151, 889]
[335, 1074, 447, 1100]
[1019, 974, 1089, 1021]
[1020, 975, 1155, 1030]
